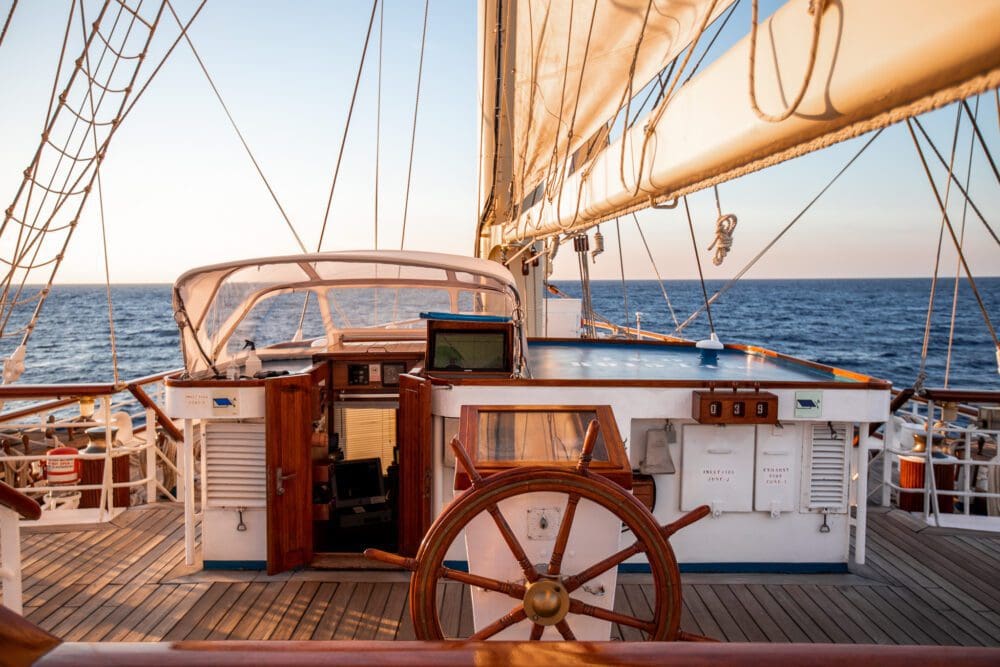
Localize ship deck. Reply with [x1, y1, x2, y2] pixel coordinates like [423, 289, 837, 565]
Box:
[10, 503, 1000, 646]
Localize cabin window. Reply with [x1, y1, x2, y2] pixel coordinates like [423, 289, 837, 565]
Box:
[454, 405, 631, 490]
[476, 409, 610, 463]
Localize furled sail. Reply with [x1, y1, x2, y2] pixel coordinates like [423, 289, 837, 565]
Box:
[479, 0, 1000, 249]
[477, 0, 734, 234]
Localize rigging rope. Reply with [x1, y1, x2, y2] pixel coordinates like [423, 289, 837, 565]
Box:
[683, 196, 716, 335]
[632, 212, 679, 328]
[906, 118, 1000, 361]
[945, 96, 981, 388]
[0, 0, 17, 52]
[399, 0, 430, 250]
[911, 117, 1000, 249]
[748, 0, 826, 123]
[961, 99, 1000, 186]
[614, 219, 630, 331]
[165, 0, 305, 253]
[675, 128, 883, 333]
[80, 1, 122, 386]
[706, 184, 737, 266]
[317, 0, 378, 252]
[915, 104, 963, 391]
[374, 0, 383, 250]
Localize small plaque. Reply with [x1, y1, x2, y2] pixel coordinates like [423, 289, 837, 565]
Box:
[794, 391, 823, 418]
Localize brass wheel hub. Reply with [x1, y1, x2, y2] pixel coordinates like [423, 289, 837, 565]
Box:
[522, 578, 570, 626]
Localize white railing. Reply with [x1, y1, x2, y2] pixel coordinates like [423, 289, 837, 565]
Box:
[879, 391, 1000, 528]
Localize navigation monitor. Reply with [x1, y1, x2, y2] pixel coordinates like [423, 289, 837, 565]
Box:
[426, 320, 513, 373]
[333, 458, 385, 507]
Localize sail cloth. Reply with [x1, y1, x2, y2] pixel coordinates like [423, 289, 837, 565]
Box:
[479, 0, 734, 225]
[483, 0, 1000, 244]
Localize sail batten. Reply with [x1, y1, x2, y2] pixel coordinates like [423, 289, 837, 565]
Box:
[484, 0, 1000, 246]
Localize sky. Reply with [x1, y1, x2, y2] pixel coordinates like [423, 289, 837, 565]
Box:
[0, 0, 997, 285]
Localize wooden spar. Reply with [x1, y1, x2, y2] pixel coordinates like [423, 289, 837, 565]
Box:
[496, 0, 1000, 244]
[126, 382, 184, 443]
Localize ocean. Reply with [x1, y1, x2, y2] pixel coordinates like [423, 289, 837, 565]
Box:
[1, 278, 998, 390]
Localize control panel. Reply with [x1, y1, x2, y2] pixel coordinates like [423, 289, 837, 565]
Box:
[331, 355, 423, 390]
[691, 390, 778, 425]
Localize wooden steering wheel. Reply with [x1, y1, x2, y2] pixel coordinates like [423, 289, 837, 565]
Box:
[366, 421, 712, 641]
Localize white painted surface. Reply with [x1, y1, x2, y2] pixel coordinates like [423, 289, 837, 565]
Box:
[681, 425, 755, 513]
[464, 492, 617, 640]
[166, 385, 266, 419]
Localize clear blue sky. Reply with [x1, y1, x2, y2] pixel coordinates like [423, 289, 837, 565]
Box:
[0, 0, 997, 284]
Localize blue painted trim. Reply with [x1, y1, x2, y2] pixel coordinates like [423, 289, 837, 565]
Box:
[420, 312, 511, 323]
[443, 560, 470, 572]
[204, 560, 266, 570]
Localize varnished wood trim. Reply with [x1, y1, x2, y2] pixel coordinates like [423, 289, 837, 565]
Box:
[0, 398, 78, 424]
[0, 480, 42, 520]
[429, 375, 891, 391]
[31, 640, 1000, 665]
[921, 388, 1000, 403]
[126, 384, 184, 443]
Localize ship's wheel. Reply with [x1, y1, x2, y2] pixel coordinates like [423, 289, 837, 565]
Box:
[365, 421, 712, 641]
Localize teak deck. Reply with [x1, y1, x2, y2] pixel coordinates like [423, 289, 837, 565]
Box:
[7, 503, 1000, 646]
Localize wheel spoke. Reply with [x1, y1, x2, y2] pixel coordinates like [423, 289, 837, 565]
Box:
[529, 623, 544, 641]
[562, 539, 644, 592]
[555, 619, 576, 640]
[470, 605, 527, 640]
[486, 503, 539, 583]
[438, 566, 525, 600]
[568, 597, 655, 634]
[546, 492, 581, 576]
[574, 420, 601, 473]
[679, 629, 718, 642]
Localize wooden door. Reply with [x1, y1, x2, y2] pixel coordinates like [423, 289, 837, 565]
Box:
[265, 374, 313, 574]
[398, 374, 433, 556]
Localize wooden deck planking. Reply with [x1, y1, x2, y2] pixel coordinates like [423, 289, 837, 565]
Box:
[8, 504, 1000, 647]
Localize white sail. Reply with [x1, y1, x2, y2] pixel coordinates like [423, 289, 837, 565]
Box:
[481, 0, 1000, 247]
[477, 0, 734, 230]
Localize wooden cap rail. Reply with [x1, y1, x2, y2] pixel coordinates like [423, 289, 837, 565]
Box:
[24, 640, 1000, 666]
[0, 480, 41, 520]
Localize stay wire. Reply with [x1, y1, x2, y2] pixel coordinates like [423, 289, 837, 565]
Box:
[399, 0, 430, 250]
[317, 0, 379, 252]
[961, 99, 1000, 186]
[165, 0, 305, 253]
[945, 96, 980, 387]
[374, 0, 383, 250]
[916, 104, 962, 388]
[0, 0, 18, 52]
[675, 128, 883, 333]
[683, 196, 715, 335]
[911, 117, 1000, 249]
[614, 219, 629, 330]
[632, 212, 679, 328]
[906, 118, 999, 349]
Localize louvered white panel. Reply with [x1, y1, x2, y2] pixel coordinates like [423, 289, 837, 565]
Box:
[204, 421, 266, 508]
[802, 423, 851, 513]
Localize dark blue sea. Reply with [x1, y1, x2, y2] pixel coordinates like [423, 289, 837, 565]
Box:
[1, 278, 997, 390]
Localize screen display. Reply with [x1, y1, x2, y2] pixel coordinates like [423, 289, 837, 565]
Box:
[431, 330, 508, 372]
[333, 458, 384, 507]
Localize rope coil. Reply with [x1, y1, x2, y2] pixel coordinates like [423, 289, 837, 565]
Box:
[707, 213, 737, 266]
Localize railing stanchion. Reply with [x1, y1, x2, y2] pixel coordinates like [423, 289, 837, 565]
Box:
[145, 407, 158, 504]
[182, 419, 196, 565]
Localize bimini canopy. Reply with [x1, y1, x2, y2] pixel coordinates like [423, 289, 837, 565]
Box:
[172, 250, 521, 373]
